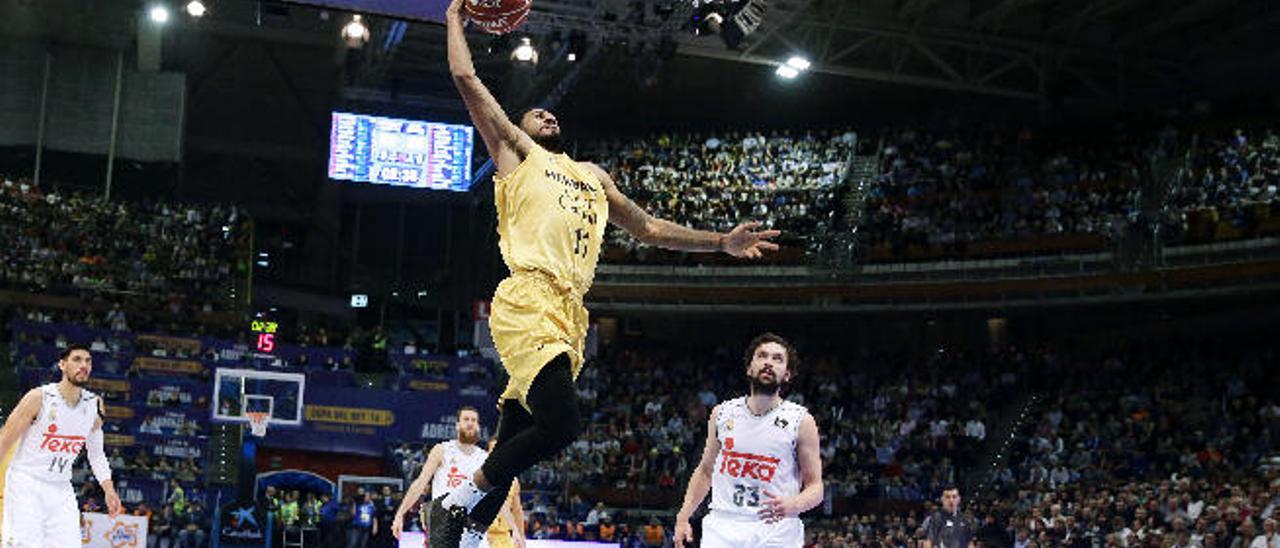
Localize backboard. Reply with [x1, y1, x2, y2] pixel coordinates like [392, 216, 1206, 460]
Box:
[212, 368, 306, 427]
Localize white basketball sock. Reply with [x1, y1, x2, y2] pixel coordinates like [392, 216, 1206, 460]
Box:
[459, 528, 486, 548]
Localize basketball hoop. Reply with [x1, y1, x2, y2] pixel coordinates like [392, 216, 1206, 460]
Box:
[246, 412, 269, 438]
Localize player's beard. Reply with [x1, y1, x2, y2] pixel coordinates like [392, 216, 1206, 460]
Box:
[748, 371, 785, 397]
[66, 371, 90, 388]
[532, 131, 564, 153]
[458, 429, 480, 446]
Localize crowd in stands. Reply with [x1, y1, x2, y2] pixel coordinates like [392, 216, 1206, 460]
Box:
[580, 125, 1280, 264]
[254, 484, 393, 548]
[804, 345, 1280, 546]
[0, 175, 249, 318]
[861, 127, 1143, 254]
[1167, 128, 1280, 242]
[4, 127, 1278, 276]
[587, 129, 856, 261]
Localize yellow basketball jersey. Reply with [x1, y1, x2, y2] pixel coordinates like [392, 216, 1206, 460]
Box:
[494, 145, 609, 297]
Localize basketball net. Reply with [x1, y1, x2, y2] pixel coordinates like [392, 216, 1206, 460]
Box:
[247, 412, 269, 438]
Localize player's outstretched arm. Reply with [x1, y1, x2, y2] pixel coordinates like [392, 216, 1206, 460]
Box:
[761, 413, 824, 523]
[582, 163, 782, 258]
[392, 443, 444, 539]
[674, 405, 721, 548]
[445, 0, 534, 175]
[0, 388, 42, 460]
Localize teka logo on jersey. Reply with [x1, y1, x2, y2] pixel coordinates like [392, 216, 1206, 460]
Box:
[446, 466, 469, 488]
[718, 445, 780, 483]
[40, 423, 86, 454]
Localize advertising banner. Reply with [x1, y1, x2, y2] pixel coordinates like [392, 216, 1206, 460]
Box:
[80, 512, 149, 548]
[261, 386, 495, 456]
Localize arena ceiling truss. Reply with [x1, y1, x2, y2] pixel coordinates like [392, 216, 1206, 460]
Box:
[487, 0, 1276, 105]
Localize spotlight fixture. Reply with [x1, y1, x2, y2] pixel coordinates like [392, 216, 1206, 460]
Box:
[185, 0, 206, 18]
[511, 37, 538, 64]
[775, 65, 799, 79]
[689, 0, 767, 49]
[342, 14, 369, 46]
[148, 4, 171, 24]
[785, 55, 810, 71]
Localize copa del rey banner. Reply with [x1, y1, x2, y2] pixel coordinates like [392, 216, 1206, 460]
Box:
[81, 512, 148, 548]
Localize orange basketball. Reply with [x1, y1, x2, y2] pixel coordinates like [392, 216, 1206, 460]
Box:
[463, 0, 532, 35]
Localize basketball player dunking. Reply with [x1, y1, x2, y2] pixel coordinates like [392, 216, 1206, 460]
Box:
[675, 334, 824, 548]
[391, 406, 488, 540]
[431, 0, 782, 545]
[0, 345, 123, 547]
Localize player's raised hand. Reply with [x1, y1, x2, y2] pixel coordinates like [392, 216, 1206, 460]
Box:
[722, 221, 781, 259]
[673, 518, 694, 548]
[446, 0, 465, 21]
[105, 489, 123, 518]
[758, 490, 800, 524]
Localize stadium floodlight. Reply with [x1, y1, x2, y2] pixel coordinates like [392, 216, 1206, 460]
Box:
[567, 52, 577, 62]
[512, 37, 538, 64]
[689, 0, 766, 49]
[149, 4, 171, 24]
[786, 55, 811, 71]
[186, 0, 206, 18]
[775, 65, 799, 79]
[342, 14, 369, 46]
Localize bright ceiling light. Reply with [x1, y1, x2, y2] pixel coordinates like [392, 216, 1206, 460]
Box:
[186, 0, 207, 18]
[775, 65, 800, 79]
[512, 37, 538, 64]
[342, 14, 369, 44]
[149, 4, 171, 24]
[786, 56, 811, 71]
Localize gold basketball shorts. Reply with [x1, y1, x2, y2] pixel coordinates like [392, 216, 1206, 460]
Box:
[489, 270, 588, 411]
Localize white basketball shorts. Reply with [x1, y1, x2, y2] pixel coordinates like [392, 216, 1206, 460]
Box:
[701, 510, 804, 548]
[1, 468, 81, 548]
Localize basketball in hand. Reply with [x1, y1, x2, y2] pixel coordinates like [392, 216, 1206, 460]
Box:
[463, 0, 532, 35]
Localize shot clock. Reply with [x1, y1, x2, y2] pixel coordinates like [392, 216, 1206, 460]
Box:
[249, 319, 279, 353]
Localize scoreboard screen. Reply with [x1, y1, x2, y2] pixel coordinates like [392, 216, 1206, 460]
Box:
[328, 112, 475, 192]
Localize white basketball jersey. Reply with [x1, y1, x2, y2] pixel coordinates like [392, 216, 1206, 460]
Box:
[430, 440, 488, 498]
[709, 397, 807, 518]
[7, 384, 100, 483]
